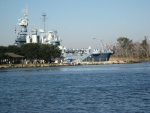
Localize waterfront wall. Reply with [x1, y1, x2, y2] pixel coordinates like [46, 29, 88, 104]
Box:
[0, 60, 127, 69]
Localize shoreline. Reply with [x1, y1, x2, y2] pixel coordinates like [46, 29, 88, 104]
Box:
[0, 60, 140, 69]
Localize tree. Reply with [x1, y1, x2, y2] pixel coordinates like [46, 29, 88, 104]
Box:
[50, 45, 61, 58]
[140, 36, 149, 59]
[20, 43, 61, 63]
[0, 46, 7, 64]
[117, 37, 133, 57]
[39, 44, 61, 63]
[132, 42, 141, 58]
[21, 43, 40, 60]
[39, 44, 51, 61]
[7, 45, 21, 55]
[0, 46, 7, 58]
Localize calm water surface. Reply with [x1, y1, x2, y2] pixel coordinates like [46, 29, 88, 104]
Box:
[0, 62, 150, 113]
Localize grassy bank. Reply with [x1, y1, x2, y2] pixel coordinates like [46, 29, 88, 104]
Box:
[109, 57, 146, 63]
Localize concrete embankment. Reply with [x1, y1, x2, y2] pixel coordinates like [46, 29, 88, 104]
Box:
[0, 60, 127, 69]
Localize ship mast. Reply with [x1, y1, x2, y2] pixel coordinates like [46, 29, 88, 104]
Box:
[24, 5, 28, 20]
[42, 13, 47, 32]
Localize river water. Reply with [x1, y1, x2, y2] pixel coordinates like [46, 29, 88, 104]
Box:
[0, 62, 150, 113]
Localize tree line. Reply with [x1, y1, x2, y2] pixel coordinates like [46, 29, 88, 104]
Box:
[113, 36, 150, 60]
[0, 43, 61, 64]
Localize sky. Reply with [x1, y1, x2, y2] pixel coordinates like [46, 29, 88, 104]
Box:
[0, 0, 150, 48]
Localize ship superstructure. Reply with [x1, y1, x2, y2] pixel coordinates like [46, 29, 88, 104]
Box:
[15, 7, 61, 46]
[15, 7, 28, 46]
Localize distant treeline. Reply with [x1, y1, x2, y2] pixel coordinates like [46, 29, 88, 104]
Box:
[113, 36, 150, 60]
[0, 43, 61, 64]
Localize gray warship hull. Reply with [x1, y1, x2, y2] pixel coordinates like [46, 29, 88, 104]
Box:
[64, 52, 113, 62]
[83, 53, 113, 62]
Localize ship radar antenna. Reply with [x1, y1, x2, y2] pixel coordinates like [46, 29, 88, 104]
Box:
[42, 13, 47, 32]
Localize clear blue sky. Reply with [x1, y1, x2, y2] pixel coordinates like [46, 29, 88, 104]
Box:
[0, 0, 150, 48]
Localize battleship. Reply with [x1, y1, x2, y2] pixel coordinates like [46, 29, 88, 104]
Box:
[15, 7, 114, 62]
[15, 7, 61, 46]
